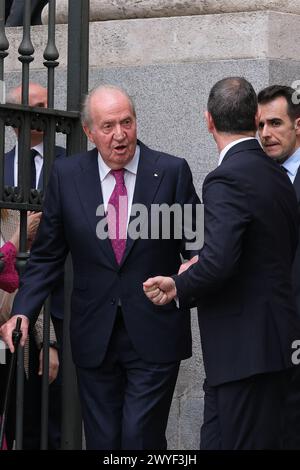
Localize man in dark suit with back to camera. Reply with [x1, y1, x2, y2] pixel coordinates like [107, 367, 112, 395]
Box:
[258, 84, 300, 449]
[144, 77, 300, 449]
[0, 84, 200, 450]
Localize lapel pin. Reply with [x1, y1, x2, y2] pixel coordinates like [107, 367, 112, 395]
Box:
[153, 172, 159, 177]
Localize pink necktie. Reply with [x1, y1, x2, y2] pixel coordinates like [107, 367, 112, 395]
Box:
[107, 169, 128, 264]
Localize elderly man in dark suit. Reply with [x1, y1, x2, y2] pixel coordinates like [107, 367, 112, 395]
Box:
[258, 84, 300, 449]
[0, 84, 200, 450]
[144, 77, 300, 449]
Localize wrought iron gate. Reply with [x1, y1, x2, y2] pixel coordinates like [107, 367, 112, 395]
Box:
[0, 0, 90, 449]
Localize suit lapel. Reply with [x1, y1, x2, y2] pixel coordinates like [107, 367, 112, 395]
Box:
[4, 148, 15, 186]
[121, 142, 164, 264]
[37, 146, 66, 190]
[37, 166, 43, 190]
[73, 148, 117, 267]
[293, 166, 300, 202]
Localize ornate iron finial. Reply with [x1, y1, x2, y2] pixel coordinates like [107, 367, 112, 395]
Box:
[18, 0, 34, 58]
[18, 0, 34, 105]
[0, 1, 9, 81]
[43, 0, 59, 109]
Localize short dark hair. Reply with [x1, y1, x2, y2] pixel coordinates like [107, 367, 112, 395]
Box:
[207, 77, 257, 133]
[257, 85, 300, 121]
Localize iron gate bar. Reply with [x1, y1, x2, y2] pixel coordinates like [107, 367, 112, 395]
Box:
[0, 104, 80, 211]
[60, 0, 90, 450]
[43, 0, 59, 110]
[40, 296, 51, 449]
[0, 0, 9, 272]
[0, 0, 90, 450]
[41, 1, 59, 444]
[15, 1, 34, 448]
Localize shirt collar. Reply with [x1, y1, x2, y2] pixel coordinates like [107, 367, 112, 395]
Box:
[218, 137, 255, 166]
[15, 141, 44, 158]
[281, 147, 300, 177]
[98, 144, 140, 182]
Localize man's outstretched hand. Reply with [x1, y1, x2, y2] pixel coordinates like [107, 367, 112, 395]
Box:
[143, 276, 177, 305]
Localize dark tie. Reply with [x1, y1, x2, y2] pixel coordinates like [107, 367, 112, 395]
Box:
[30, 149, 38, 188]
[107, 169, 128, 264]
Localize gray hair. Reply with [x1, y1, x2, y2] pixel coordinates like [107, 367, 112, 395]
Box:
[81, 84, 136, 129]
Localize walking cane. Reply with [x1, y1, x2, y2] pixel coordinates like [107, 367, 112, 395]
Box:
[0, 317, 23, 450]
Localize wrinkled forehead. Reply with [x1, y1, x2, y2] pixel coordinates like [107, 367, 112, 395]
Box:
[14, 86, 47, 107]
[94, 89, 133, 110]
[28, 88, 47, 106]
[90, 92, 135, 123]
[258, 97, 291, 120]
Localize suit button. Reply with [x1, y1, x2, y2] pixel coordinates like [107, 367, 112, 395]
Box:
[111, 298, 116, 305]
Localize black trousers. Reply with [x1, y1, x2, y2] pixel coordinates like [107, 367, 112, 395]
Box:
[282, 364, 300, 449]
[76, 310, 180, 450]
[201, 369, 291, 450]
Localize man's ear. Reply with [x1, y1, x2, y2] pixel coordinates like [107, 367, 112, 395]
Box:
[83, 124, 94, 143]
[294, 117, 300, 134]
[205, 111, 214, 134]
[254, 111, 260, 131]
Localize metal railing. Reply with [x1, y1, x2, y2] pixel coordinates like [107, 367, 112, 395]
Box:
[0, 0, 89, 449]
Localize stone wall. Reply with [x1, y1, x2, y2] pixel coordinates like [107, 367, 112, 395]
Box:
[42, 0, 300, 22]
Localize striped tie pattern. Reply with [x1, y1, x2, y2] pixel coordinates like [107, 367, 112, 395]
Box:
[107, 169, 128, 264]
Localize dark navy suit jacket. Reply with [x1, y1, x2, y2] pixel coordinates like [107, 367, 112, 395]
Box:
[4, 145, 65, 320]
[175, 139, 300, 386]
[4, 145, 65, 190]
[12, 141, 200, 367]
[292, 168, 300, 315]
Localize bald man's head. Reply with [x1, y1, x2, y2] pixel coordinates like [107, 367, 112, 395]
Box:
[7, 83, 48, 146]
[7, 83, 47, 108]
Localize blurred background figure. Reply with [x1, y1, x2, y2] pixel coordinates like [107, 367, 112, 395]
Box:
[0, 82, 65, 449]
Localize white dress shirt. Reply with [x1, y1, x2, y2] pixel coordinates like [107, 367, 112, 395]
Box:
[14, 141, 44, 188]
[97, 145, 140, 228]
[218, 137, 256, 166]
